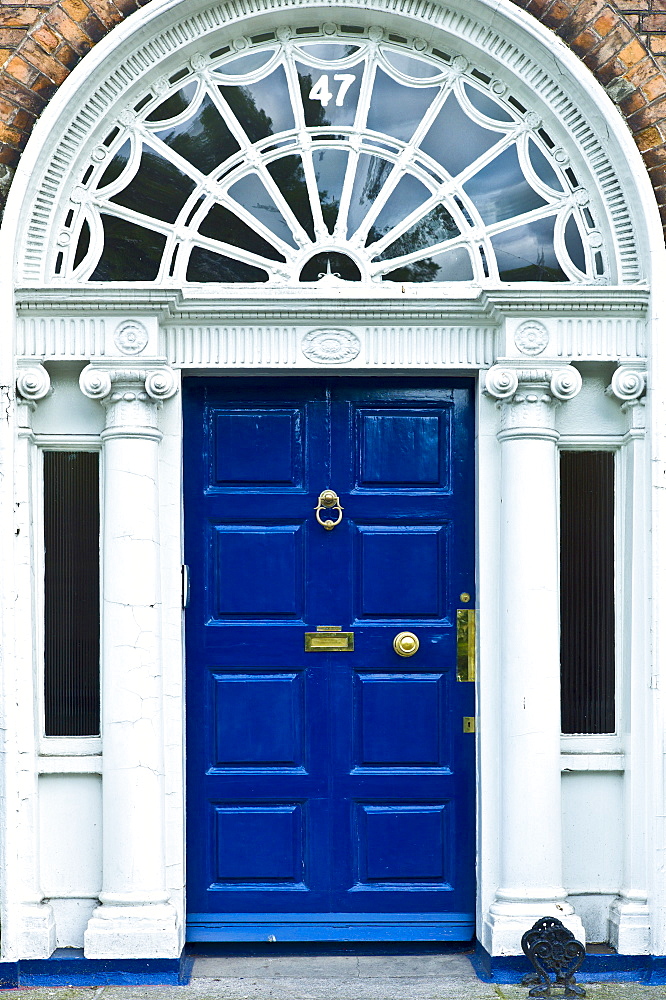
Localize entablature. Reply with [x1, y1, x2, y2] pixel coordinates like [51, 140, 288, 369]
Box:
[14, 286, 649, 369]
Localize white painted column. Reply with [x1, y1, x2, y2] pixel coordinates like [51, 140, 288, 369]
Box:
[607, 366, 650, 954]
[80, 363, 179, 959]
[482, 363, 585, 956]
[7, 364, 57, 958]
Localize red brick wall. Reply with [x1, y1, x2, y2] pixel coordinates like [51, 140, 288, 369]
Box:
[0, 0, 665, 236]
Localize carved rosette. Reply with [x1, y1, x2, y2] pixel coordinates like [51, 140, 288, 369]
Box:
[16, 364, 51, 403]
[113, 320, 149, 356]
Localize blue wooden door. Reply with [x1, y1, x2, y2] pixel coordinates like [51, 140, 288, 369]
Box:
[184, 378, 475, 941]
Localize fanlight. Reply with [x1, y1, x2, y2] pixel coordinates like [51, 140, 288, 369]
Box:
[56, 26, 608, 285]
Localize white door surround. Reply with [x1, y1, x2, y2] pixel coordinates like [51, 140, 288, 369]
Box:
[1, 0, 663, 963]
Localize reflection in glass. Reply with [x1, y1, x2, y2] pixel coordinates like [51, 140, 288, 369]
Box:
[73, 219, 90, 270]
[367, 70, 438, 143]
[110, 146, 196, 223]
[90, 215, 166, 280]
[296, 43, 360, 59]
[492, 216, 567, 281]
[186, 245, 268, 281]
[313, 148, 347, 232]
[463, 84, 513, 122]
[220, 67, 294, 140]
[564, 212, 586, 272]
[383, 244, 473, 281]
[420, 92, 500, 176]
[528, 139, 563, 191]
[463, 146, 546, 225]
[214, 51, 275, 75]
[228, 173, 298, 247]
[146, 83, 197, 122]
[372, 203, 459, 259]
[347, 154, 392, 235]
[383, 50, 443, 78]
[98, 140, 131, 188]
[266, 155, 316, 241]
[299, 251, 361, 281]
[366, 174, 431, 244]
[198, 202, 286, 261]
[155, 95, 240, 174]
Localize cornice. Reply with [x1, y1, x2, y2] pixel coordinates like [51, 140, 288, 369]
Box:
[14, 287, 650, 322]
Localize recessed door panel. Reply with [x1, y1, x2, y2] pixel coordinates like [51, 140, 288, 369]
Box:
[357, 803, 450, 883]
[357, 526, 445, 618]
[212, 524, 304, 619]
[213, 408, 303, 487]
[355, 673, 444, 768]
[359, 410, 448, 487]
[185, 377, 475, 940]
[213, 804, 305, 884]
[212, 671, 304, 768]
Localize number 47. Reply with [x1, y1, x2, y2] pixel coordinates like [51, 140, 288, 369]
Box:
[308, 74, 356, 108]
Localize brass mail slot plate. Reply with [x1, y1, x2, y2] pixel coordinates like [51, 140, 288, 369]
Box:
[305, 631, 354, 651]
[456, 609, 476, 682]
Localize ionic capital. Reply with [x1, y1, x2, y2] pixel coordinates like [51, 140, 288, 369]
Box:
[484, 364, 582, 404]
[485, 364, 581, 440]
[79, 363, 178, 436]
[80, 364, 177, 404]
[606, 364, 646, 404]
[16, 362, 51, 404]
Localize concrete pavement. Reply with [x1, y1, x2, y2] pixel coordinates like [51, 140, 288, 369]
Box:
[6, 953, 666, 998]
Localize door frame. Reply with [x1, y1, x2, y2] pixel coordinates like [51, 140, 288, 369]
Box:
[182, 374, 478, 942]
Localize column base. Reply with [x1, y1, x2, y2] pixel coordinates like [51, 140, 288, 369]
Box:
[609, 894, 650, 954]
[16, 901, 56, 958]
[84, 901, 180, 959]
[482, 895, 586, 956]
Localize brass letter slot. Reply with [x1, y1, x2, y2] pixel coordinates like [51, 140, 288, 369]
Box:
[456, 609, 476, 682]
[305, 626, 354, 652]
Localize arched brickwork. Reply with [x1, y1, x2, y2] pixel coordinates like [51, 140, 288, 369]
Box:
[1, 0, 666, 233]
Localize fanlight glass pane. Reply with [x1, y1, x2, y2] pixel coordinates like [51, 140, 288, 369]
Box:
[66, 29, 604, 285]
[109, 146, 196, 223]
[420, 93, 501, 176]
[154, 95, 241, 174]
[491, 216, 566, 282]
[382, 245, 473, 282]
[463, 146, 547, 225]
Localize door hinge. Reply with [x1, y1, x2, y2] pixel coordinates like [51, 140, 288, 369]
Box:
[182, 564, 190, 609]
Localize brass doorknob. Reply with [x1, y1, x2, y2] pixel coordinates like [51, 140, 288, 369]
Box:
[393, 631, 419, 657]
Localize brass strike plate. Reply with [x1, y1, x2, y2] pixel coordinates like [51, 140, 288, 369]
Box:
[463, 717, 475, 733]
[305, 626, 354, 651]
[456, 609, 476, 682]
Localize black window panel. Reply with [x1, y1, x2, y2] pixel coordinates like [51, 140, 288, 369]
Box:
[560, 450, 615, 734]
[44, 452, 100, 737]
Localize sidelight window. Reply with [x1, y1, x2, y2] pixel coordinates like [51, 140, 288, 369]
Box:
[560, 450, 616, 735]
[43, 451, 100, 737]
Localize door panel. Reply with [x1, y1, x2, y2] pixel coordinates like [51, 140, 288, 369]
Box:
[185, 377, 475, 940]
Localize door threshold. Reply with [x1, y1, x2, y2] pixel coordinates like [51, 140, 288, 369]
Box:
[187, 913, 475, 942]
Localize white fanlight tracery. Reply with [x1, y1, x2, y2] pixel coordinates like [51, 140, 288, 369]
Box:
[51, 25, 611, 288]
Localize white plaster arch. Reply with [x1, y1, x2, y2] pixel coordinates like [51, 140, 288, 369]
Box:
[3, 0, 663, 289]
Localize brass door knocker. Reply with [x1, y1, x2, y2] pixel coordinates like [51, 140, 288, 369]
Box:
[315, 489, 343, 530]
